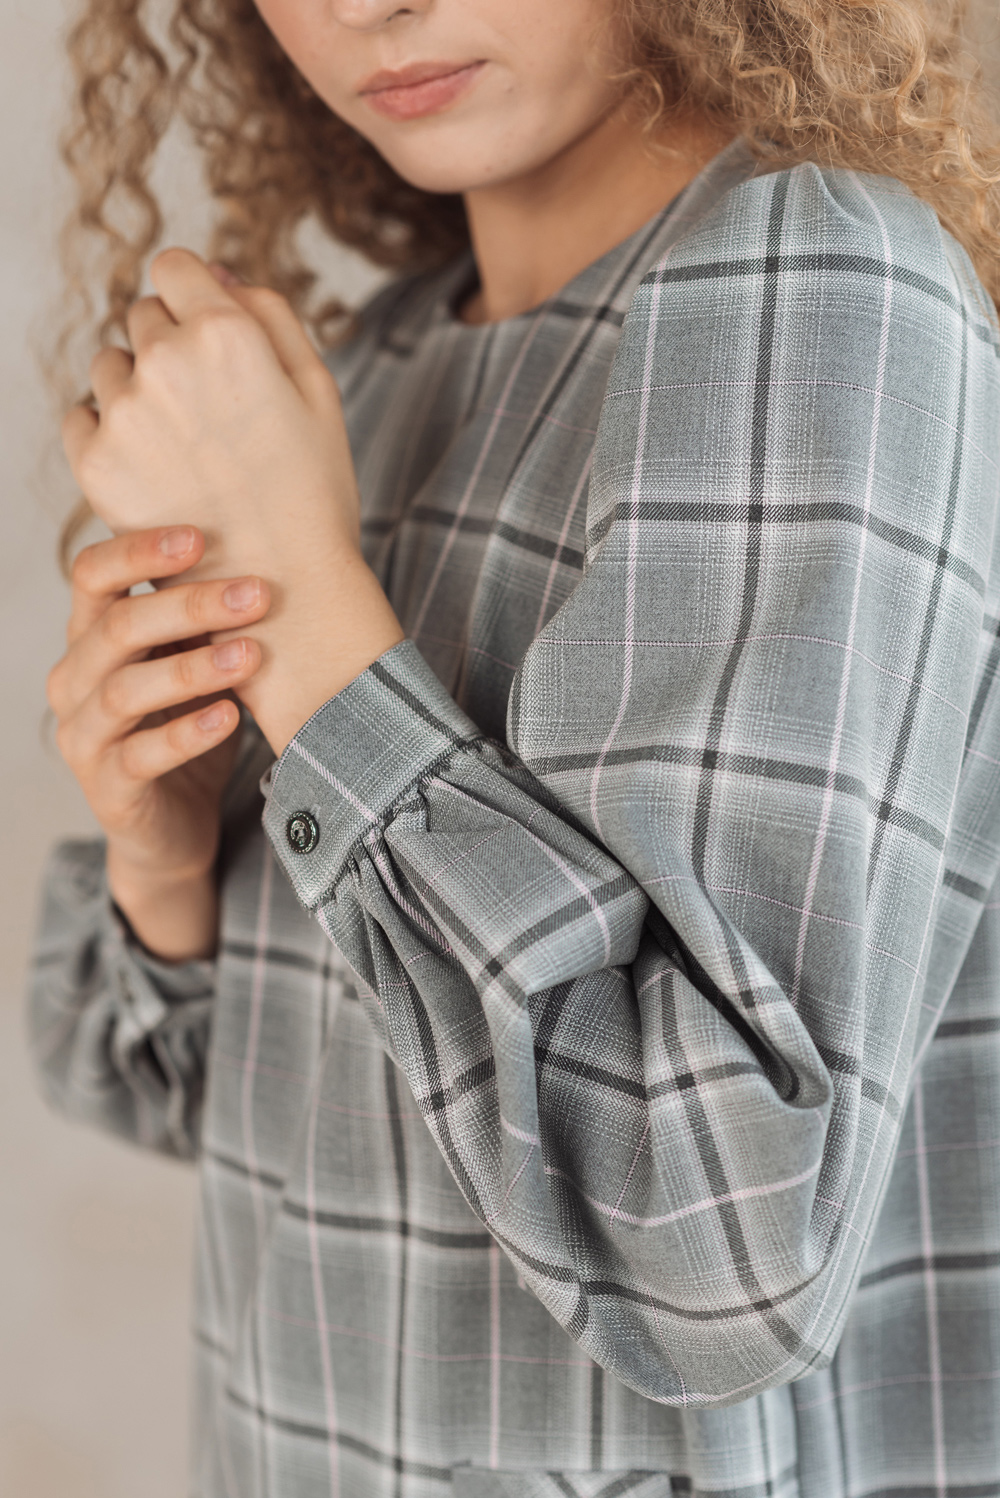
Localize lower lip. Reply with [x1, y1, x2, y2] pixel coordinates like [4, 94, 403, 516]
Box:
[363, 62, 485, 121]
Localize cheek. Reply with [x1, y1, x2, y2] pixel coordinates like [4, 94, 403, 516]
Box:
[252, 0, 349, 106]
[482, 0, 622, 88]
[251, 0, 295, 48]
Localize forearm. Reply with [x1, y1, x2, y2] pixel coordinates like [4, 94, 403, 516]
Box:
[107, 844, 219, 962]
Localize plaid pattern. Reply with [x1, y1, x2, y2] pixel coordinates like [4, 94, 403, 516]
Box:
[29, 141, 1000, 1497]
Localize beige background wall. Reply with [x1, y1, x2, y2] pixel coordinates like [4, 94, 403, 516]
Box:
[2, 2, 999, 1496]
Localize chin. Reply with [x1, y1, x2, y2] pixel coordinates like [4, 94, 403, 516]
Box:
[359, 123, 544, 198]
[368, 152, 489, 197]
[384, 159, 495, 196]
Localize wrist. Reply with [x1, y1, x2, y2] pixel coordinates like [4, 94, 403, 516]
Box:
[238, 553, 405, 755]
[107, 846, 219, 963]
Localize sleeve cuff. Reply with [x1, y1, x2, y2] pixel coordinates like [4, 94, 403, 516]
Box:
[261, 640, 484, 908]
[40, 838, 215, 1028]
[108, 900, 216, 1013]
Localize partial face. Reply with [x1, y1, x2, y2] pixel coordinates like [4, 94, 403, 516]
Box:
[253, 0, 628, 195]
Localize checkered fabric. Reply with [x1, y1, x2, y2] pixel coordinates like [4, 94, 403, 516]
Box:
[30, 141, 1000, 1497]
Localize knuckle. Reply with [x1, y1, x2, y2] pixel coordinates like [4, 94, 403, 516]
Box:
[118, 733, 146, 781]
[193, 305, 243, 343]
[100, 385, 135, 432]
[71, 543, 98, 592]
[101, 597, 133, 651]
[55, 717, 81, 768]
[98, 671, 128, 720]
[171, 649, 199, 693]
[193, 307, 261, 364]
[249, 286, 286, 314]
[87, 346, 113, 383]
[126, 530, 156, 573]
[76, 442, 106, 495]
[61, 407, 85, 449]
[183, 584, 210, 630]
[134, 334, 175, 384]
[129, 294, 161, 323]
[45, 659, 66, 714]
[151, 246, 188, 277]
[164, 714, 190, 753]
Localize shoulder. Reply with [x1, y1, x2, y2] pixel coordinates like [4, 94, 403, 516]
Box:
[670, 159, 948, 264]
[622, 159, 998, 362]
[588, 159, 1000, 566]
[598, 160, 1000, 479]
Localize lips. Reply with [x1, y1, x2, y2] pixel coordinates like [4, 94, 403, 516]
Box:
[358, 60, 486, 121]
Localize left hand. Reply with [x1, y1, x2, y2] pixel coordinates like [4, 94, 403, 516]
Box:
[62, 249, 403, 753]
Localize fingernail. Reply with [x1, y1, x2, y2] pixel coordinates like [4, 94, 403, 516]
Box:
[223, 578, 261, 612]
[197, 702, 229, 732]
[160, 527, 195, 558]
[209, 262, 246, 287]
[212, 640, 247, 671]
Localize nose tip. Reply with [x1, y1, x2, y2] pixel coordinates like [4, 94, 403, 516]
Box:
[328, 0, 424, 29]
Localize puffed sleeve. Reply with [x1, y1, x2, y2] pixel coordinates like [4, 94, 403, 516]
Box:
[262, 162, 1000, 1404]
[28, 837, 214, 1159]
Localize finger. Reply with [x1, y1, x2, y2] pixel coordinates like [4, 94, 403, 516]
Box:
[56, 574, 269, 717]
[67, 527, 205, 642]
[226, 284, 325, 394]
[117, 697, 241, 783]
[126, 294, 177, 355]
[67, 636, 261, 762]
[90, 345, 134, 408]
[62, 403, 99, 477]
[149, 246, 239, 324]
[208, 262, 244, 289]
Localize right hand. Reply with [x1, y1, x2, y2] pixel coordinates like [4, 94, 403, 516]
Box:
[46, 525, 271, 959]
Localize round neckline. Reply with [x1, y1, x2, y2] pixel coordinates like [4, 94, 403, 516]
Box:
[430, 137, 754, 333]
[434, 201, 679, 333]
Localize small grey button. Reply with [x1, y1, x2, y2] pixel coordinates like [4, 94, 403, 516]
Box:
[286, 811, 320, 855]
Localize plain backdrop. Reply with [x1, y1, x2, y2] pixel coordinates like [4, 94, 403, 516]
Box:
[2, 2, 998, 1495]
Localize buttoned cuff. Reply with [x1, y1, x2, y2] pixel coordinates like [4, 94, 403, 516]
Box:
[261, 640, 484, 908]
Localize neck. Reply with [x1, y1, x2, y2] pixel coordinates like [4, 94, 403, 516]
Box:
[461, 106, 733, 325]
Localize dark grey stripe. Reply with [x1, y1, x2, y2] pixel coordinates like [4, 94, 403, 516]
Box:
[590, 1361, 604, 1470]
[934, 1015, 1000, 1040]
[867, 315, 968, 898]
[226, 1387, 452, 1481]
[647, 252, 999, 350]
[858, 1250, 1000, 1289]
[585, 500, 986, 596]
[281, 1200, 493, 1249]
[964, 612, 1000, 760]
[943, 868, 991, 901]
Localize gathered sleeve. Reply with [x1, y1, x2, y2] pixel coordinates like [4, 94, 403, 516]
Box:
[26, 719, 274, 1160]
[264, 161, 1000, 1405]
[28, 838, 214, 1159]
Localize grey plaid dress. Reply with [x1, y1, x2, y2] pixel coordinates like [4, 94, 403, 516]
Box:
[29, 140, 1000, 1498]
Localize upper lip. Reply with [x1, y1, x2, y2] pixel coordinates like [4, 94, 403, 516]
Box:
[358, 61, 481, 95]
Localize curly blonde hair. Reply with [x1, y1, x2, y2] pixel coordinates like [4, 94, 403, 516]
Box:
[55, 0, 1000, 560]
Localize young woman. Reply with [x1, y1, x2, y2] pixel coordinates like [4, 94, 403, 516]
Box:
[30, 0, 1000, 1494]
